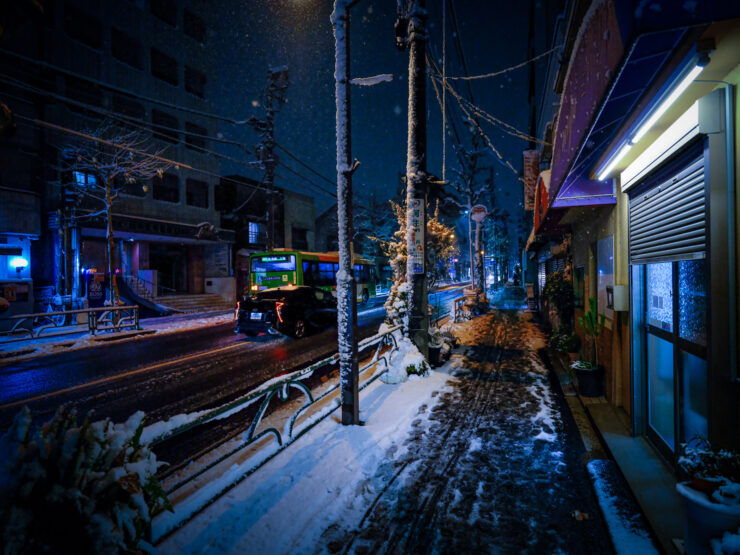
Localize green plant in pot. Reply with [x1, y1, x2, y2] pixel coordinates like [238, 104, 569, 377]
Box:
[676, 437, 740, 554]
[571, 297, 605, 397]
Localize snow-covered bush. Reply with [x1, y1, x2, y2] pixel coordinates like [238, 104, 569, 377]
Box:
[0, 406, 172, 554]
[381, 335, 429, 383]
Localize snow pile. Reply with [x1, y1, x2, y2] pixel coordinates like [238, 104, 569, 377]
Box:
[381, 334, 428, 384]
[587, 459, 658, 555]
[712, 526, 740, 554]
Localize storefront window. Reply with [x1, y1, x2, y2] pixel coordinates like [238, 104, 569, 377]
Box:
[648, 333, 675, 450]
[681, 350, 708, 441]
[646, 262, 673, 332]
[678, 259, 707, 346]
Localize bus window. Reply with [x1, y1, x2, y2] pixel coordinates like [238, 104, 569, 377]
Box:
[303, 261, 319, 286]
[319, 262, 335, 286]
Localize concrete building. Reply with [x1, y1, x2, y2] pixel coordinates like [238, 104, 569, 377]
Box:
[0, 0, 234, 312]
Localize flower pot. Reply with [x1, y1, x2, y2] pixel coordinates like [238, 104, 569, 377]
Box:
[576, 365, 603, 397]
[676, 482, 740, 555]
[428, 345, 442, 368]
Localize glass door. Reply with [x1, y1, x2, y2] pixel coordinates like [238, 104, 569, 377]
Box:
[641, 260, 708, 460]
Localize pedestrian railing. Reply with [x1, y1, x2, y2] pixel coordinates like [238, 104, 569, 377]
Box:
[0, 305, 140, 343]
[149, 325, 402, 542]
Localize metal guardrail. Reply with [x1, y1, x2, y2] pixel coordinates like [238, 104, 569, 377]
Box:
[150, 325, 402, 542]
[0, 305, 140, 343]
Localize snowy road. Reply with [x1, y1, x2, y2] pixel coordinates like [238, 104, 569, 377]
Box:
[0, 286, 464, 439]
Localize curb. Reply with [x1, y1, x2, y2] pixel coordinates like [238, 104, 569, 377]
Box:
[544, 347, 662, 554]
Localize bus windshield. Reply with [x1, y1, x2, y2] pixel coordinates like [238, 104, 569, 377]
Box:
[251, 254, 296, 273]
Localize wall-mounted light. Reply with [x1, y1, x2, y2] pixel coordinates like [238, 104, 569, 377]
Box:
[9, 256, 28, 274]
[596, 52, 709, 181]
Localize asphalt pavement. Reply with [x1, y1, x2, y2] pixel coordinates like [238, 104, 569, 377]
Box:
[0, 285, 465, 432]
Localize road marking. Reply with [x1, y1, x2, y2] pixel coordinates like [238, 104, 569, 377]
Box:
[0, 341, 249, 411]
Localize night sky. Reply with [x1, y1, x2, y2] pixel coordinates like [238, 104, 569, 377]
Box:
[210, 0, 562, 250]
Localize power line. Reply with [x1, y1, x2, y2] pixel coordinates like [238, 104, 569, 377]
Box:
[12, 115, 283, 197]
[276, 162, 337, 198]
[1, 77, 337, 198]
[0, 75, 253, 151]
[274, 141, 337, 187]
[444, 44, 562, 81]
[0, 48, 252, 125]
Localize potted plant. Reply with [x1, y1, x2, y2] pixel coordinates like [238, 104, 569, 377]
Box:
[676, 438, 740, 554]
[428, 326, 456, 368]
[542, 271, 574, 328]
[549, 325, 581, 361]
[571, 297, 605, 397]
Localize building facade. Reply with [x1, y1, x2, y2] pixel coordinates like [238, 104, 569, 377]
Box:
[0, 0, 234, 312]
[524, 1, 740, 548]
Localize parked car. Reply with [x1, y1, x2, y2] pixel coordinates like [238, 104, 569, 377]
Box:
[235, 285, 337, 338]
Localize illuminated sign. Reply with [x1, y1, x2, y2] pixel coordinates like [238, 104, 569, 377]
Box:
[260, 255, 290, 263]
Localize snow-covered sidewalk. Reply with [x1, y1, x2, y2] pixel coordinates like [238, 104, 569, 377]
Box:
[159, 311, 612, 554]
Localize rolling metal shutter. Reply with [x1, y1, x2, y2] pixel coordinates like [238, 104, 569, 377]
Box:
[628, 154, 706, 264]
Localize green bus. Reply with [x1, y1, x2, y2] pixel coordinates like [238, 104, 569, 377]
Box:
[249, 249, 377, 304]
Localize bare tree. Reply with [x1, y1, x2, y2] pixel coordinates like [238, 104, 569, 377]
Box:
[57, 122, 171, 304]
[446, 125, 492, 286]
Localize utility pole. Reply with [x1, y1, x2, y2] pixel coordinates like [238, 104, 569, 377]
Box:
[248, 67, 289, 251]
[332, 0, 360, 426]
[397, 0, 428, 357]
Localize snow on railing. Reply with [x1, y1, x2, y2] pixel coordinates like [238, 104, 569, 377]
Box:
[149, 325, 402, 543]
[0, 305, 139, 343]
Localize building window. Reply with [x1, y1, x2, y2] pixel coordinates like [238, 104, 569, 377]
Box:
[292, 227, 308, 250]
[73, 171, 95, 188]
[151, 48, 178, 85]
[248, 222, 263, 244]
[184, 122, 207, 151]
[151, 109, 178, 143]
[65, 76, 103, 113]
[184, 10, 206, 43]
[64, 3, 102, 49]
[111, 27, 142, 69]
[186, 178, 208, 208]
[153, 173, 179, 203]
[149, 0, 176, 26]
[116, 176, 146, 197]
[185, 66, 206, 98]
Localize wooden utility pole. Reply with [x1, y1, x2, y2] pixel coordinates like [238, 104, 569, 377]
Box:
[398, 0, 429, 357]
[248, 67, 289, 251]
[332, 0, 360, 426]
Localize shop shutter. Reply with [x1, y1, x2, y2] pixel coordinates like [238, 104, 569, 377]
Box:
[628, 154, 705, 264]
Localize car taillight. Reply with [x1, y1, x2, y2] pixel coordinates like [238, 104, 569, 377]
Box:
[275, 301, 285, 323]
